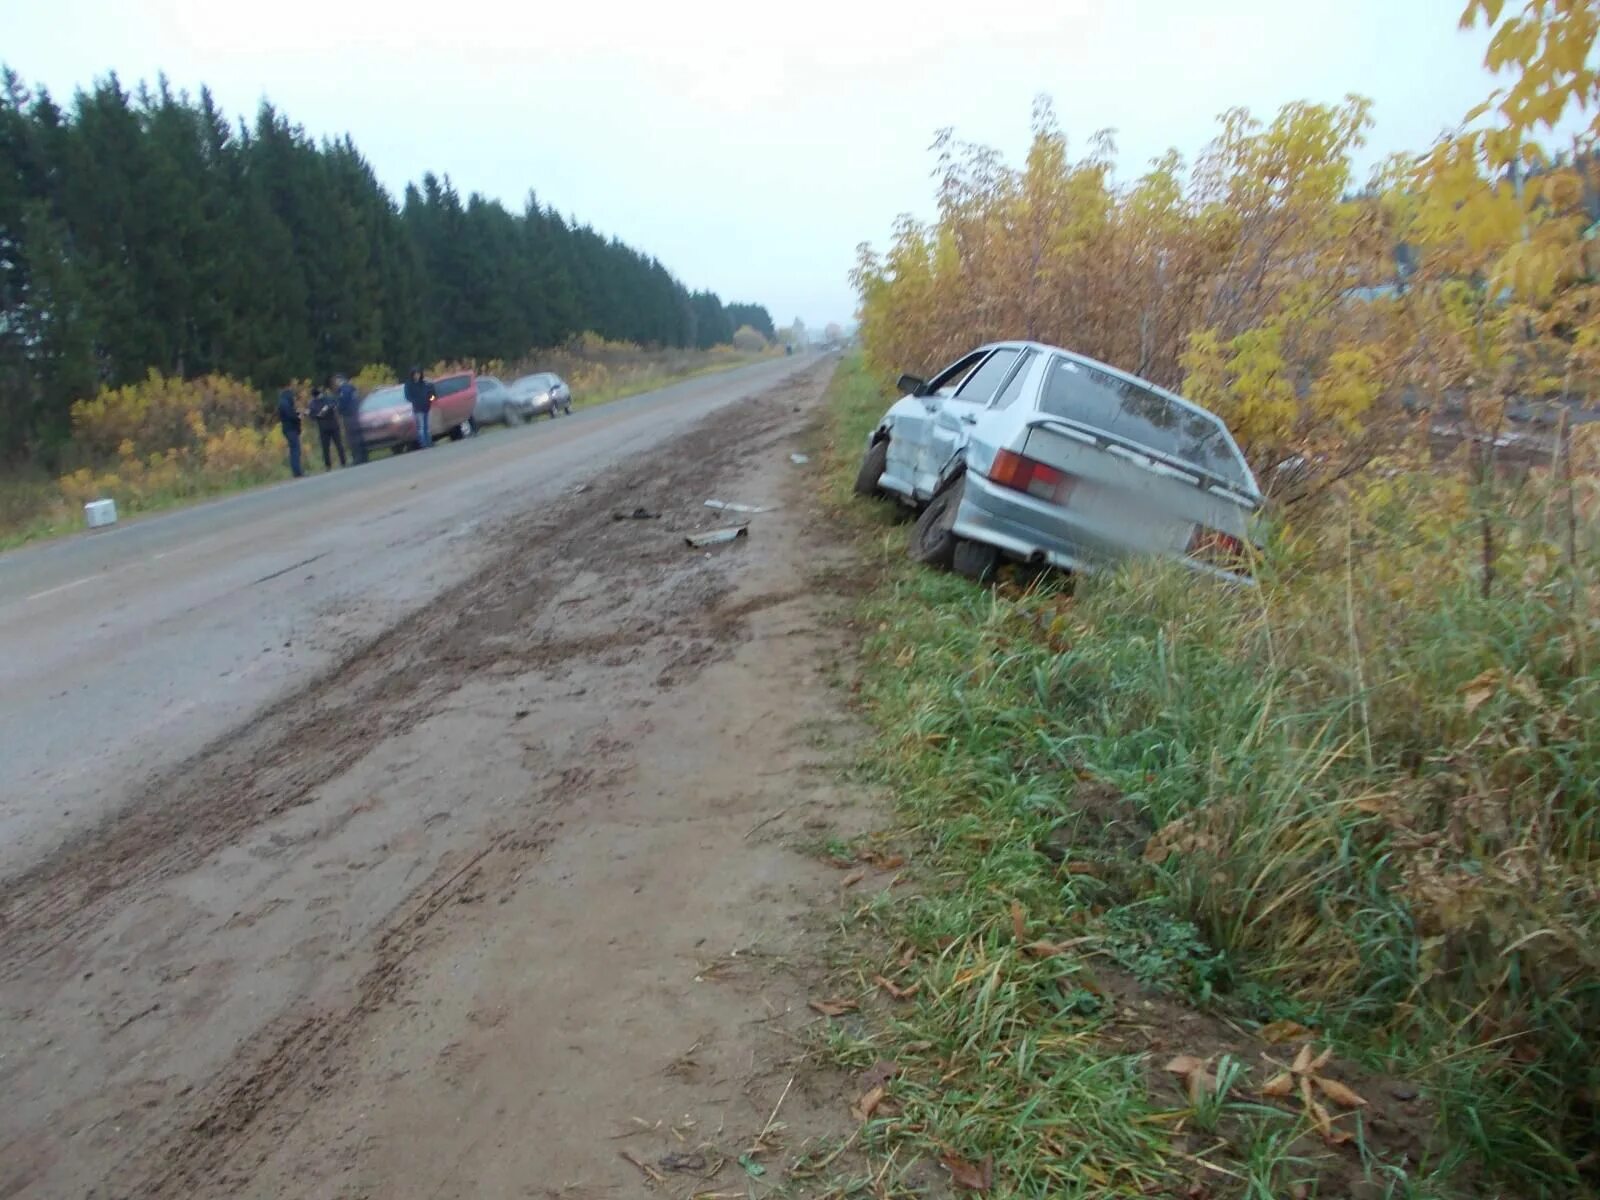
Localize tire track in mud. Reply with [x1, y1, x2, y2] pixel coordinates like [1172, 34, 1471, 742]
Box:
[1, 363, 833, 1199]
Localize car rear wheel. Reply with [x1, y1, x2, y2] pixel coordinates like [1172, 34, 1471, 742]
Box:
[909, 474, 965, 569]
[853, 439, 889, 498]
[952, 538, 1000, 583]
[449, 418, 475, 441]
[504, 405, 524, 427]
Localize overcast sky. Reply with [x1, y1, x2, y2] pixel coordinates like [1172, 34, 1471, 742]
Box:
[6, 0, 1514, 330]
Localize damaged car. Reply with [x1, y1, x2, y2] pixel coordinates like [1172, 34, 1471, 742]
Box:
[854, 341, 1262, 583]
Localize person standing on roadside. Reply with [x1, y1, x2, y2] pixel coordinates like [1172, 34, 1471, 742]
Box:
[335, 373, 366, 464]
[308, 384, 346, 470]
[404, 365, 437, 449]
[277, 386, 304, 478]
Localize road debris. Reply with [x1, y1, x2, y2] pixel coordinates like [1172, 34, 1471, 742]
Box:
[659, 1151, 709, 1173]
[685, 526, 748, 548]
[704, 499, 775, 514]
[789, 453, 810, 465]
[620, 1149, 665, 1183]
[84, 498, 118, 529]
[612, 507, 660, 521]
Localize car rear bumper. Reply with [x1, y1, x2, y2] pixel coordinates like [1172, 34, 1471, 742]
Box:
[952, 472, 1100, 573]
[953, 471, 1251, 584]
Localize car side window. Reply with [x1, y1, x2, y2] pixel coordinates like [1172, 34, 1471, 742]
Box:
[954, 348, 1020, 404]
[929, 351, 989, 396]
[990, 350, 1037, 410]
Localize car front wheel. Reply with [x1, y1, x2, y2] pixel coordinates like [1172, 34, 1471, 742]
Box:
[854, 439, 889, 498]
[909, 474, 965, 568]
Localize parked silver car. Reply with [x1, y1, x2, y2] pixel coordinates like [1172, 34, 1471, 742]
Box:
[472, 375, 518, 426]
[854, 341, 1262, 583]
[506, 372, 573, 421]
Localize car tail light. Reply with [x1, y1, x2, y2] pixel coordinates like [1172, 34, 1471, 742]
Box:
[989, 449, 1077, 505]
[1188, 526, 1250, 574]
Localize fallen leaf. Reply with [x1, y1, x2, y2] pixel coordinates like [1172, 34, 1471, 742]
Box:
[807, 998, 857, 1018]
[864, 851, 906, 870]
[1024, 940, 1068, 958]
[1071, 970, 1106, 996]
[839, 868, 867, 889]
[860, 1059, 899, 1090]
[851, 1084, 886, 1122]
[1063, 861, 1101, 876]
[1309, 1045, 1335, 1073]
[1260, 1071, 1296, 1098]
[1291, 1043, 1315, 1074]
[1259, 1019, 1311, 1044]
[874, 974, 920, 1001]
[1011, 900, 1027, 941]
[1186, 1066, 1219, 1105]
[1307, 1097, 1334, 1140]
[1461, 668, 1501, 715]
[940, 1151, 993, 1192]
[1314, 1076, 1368, 1109]
[1164, 1054, 1207, 1077]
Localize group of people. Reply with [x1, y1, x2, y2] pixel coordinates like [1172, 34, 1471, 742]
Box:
[275, 367, 439, 478]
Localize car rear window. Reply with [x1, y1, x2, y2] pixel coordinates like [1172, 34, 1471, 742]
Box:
[434, 375, 471, 397]
[1038, 357, 1251, 488]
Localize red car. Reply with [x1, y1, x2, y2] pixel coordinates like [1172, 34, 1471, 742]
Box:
[357, 372, 480, 452]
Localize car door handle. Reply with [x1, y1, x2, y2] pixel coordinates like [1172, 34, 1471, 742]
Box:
[960, 413, 978, 425]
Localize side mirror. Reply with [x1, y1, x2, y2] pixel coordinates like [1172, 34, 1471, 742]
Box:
[897, 373, 930, 398]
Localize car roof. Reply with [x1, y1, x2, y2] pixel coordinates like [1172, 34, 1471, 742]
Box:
[972, 340, 1262, 500]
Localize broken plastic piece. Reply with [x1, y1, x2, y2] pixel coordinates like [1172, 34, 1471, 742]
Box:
[685, 526, 749, 547]
[789, 453, 810, 465]
[704, 500, 774, 514]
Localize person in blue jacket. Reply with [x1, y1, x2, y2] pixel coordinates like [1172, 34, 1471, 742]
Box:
[404, 366, 437, 449]
[334, 373, 367, 464]
[277, 387, 304, 478]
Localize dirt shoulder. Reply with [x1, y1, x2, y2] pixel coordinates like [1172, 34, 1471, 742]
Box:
[0, 359, 878, 1199]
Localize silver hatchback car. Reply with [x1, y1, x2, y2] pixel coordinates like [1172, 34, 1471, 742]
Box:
[855, 341, 1262, 583]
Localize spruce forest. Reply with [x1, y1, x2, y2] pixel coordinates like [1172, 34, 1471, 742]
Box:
[0, 69, 775, 463]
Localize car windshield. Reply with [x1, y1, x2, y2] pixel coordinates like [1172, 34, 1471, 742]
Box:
[511, 375, 550, 394]
[361, 385, 405, 411]
[434, 374, 471, 397]
[1037, 357, 1252, 490]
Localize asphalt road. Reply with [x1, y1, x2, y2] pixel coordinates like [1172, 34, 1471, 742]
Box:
[0, 355, 817, 883]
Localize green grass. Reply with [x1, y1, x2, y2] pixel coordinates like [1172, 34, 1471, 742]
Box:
[808, 355, 1600, 1198]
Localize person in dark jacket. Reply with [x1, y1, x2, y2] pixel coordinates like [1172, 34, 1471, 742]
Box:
[403, 366, 437, 449]
[277, 387, 304, 478]
[308, 384, 346, 470]
[334, 374, 366, 464]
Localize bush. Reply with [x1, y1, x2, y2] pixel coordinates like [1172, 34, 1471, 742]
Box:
[731, 324, 767, 353]
[68, 371, 264, 462]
